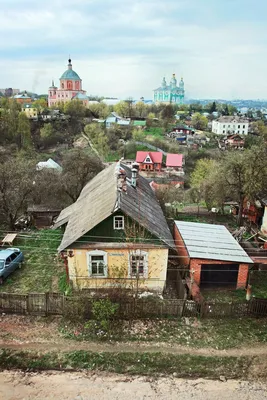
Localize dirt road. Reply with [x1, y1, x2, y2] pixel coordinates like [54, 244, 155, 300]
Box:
[1, 371, 267, 400]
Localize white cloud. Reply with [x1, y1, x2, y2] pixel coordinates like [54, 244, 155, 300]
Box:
[0, 0, 266, 99]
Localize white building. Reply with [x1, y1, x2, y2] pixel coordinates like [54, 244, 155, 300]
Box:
[212, 116, 249, 135]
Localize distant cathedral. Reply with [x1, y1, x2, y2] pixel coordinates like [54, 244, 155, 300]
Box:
[48, 59, 88, 107]
[153, 74, 185, 104]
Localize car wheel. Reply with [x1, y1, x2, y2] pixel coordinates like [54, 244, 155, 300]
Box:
[0, 277, 4, 285]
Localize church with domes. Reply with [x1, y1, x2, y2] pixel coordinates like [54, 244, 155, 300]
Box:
[153, 74, 185, 104]
[48, 59, 88, 107]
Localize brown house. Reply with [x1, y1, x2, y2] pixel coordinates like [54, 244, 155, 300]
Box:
[174, 221, 253, 289]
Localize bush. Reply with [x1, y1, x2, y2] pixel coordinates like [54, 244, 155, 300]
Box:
[85, 299, 119, 338]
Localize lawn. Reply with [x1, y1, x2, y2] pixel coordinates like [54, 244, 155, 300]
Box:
[0, 229, 65, 294]
[144, 127, 164, 138]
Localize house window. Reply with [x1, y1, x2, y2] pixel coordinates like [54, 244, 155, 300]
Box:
[238, 125, 240, 128]
[243, 125, 245, 128]
[87, 250, 107, 277]
[222, 130, 225, 133]
[223, 125, 225, 128]
[114, 216, 124, 230]
[242, 130, 245, 134]
[129, 251, 148, 278]
[145, 157, 151, 163]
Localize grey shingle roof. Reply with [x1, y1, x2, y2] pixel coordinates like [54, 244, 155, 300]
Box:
[175, 221, 253, 264]
[57, 163, 174, 251]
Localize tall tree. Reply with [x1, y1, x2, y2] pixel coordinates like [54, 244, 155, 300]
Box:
[135, 101, 147, 118]
[114, 101, 129, 118]
[17, 112, 32, 149]
[191, 113, 208, 131]
[61, 149, 104, 202]
[0, 158, 36, 229]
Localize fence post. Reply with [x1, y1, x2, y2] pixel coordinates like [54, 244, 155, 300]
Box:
[45, 292, 49, 316]
[200, 301, 205, 318]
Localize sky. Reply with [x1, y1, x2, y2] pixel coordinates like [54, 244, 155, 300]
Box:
[0, 0, 266, 100]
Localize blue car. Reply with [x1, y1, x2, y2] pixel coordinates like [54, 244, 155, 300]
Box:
[0, 248, 24, 284]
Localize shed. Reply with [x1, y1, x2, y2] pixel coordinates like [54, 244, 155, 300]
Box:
[27, 205, 62, 228]
[174, 221, 253, 289]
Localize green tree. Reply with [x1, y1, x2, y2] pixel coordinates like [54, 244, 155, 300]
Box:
[135, 101, 147, 118]
[191, 113, 208, 131]
[64, 100, 86, 118]
[88, 102, 109, 119]
[191, 158, 217, 188]
[17, 112, 32, 149]
[40, 123, 54, 138]
[210, 101, 217, 113]
[189, 103, 203, 113]
[32, 98, 47, 111]
[114, 101, 129, 117]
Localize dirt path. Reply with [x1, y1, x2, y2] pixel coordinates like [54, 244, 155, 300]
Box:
[3, 338, 267, 358]
[1, 370, 267, 400]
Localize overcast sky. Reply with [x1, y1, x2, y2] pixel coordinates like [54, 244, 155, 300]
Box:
[0, 0, 266, 100]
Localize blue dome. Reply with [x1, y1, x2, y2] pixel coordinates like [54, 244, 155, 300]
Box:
[60, 69, 81, 80]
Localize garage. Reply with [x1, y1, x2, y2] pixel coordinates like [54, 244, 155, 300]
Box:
[174, 221, 254, 289]
[200, 263, 239, 288]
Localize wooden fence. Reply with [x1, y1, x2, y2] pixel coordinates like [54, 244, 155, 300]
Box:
[0, 292, 267, 318]
[0, 292, 64, 316]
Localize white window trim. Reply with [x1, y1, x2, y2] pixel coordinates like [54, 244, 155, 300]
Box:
[113, 215, 124, 230]
[144, 155, 153, 164]
[87, 250, 108, 278]
[128, 250, 148, 279]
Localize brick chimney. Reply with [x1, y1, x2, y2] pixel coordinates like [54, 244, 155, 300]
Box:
[117, 166, 127, 192]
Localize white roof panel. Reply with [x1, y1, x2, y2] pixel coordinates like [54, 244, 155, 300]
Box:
[175, 221, 253, 264]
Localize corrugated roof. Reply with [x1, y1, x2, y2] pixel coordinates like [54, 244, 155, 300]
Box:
[166, 154, 183, 167]
[175, 221, 253, 264]
[57, 163, 174, 251]
[136, 151, 163, 164]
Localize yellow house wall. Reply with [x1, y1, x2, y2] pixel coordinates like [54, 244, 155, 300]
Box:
[67, 247, 169, 293]
[22, 108, 37, 118]
[261, 206, 267, 236]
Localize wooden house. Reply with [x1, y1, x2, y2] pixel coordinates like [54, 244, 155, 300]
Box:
[55, 162, 174, 294]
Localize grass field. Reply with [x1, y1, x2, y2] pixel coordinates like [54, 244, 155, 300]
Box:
[0, 230, 65, 294]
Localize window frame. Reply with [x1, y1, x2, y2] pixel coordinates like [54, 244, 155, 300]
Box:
[113, 215, 124, 230]
[87, 250, 108, 278]
[128, 250, 148, 279]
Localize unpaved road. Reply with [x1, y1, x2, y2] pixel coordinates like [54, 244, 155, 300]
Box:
[0, 371, 267, 400]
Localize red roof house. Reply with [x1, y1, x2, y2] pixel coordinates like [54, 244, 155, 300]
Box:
[136, 151, 163, 171]
[166, 154, 184, 170]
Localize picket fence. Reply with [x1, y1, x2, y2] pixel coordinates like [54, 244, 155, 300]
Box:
[0, 292, 267, 319]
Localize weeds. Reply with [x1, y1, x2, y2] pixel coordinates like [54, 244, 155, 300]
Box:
[0, 349, 252, 379]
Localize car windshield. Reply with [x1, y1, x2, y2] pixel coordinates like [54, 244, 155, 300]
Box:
[0, 260, 4, 270]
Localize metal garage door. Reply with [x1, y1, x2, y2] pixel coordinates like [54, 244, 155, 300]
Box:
[200, 264, 239, 288]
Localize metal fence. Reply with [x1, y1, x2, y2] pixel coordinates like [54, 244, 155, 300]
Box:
[0, 292, 267, 318]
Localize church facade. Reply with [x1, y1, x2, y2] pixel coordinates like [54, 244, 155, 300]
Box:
[48, 59, 88, 107]
[153, 74, 185, 104]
